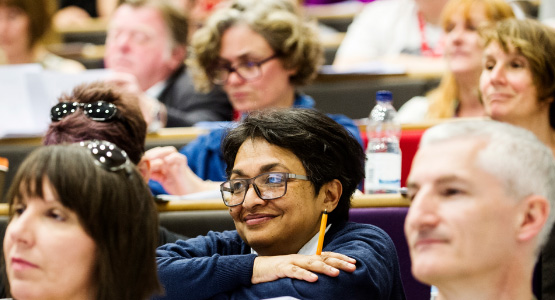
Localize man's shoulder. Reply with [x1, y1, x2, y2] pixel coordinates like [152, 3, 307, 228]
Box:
[163, 65, 195, 93]
[161, 65, 229, 103]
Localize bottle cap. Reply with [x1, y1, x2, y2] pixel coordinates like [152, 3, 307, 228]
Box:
[376, 90, 393, 102]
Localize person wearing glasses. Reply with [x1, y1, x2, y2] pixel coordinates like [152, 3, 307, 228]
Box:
[154, 108, 405, 300]
[2, 141, 161, 299]
[146, 0, 362, 196]
[104, 0, 233, 130]
[43, 81, 187, 245]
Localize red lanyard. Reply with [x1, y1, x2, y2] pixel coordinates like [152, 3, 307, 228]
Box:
[418, 11, 443, 57]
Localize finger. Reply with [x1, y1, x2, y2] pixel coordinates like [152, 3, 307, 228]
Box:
[144, 146, 179, 159]
[320, 256, 356, 273]
[148, 158, 165, 172]
[321, 251, 357, 264]
[284, 264, 319, 283]
[291, 257, 341, 278]
[163, 153, 188, 169]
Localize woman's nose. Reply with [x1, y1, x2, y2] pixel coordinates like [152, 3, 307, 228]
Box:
[7, 211, 35, 247]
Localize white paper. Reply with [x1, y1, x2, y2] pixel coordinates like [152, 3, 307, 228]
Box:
[0, 65, 111, 138]
[155, 190, 221, 202]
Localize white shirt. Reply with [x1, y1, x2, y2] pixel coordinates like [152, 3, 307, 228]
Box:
[251, 224, 332, 255]
[335, 0, 442, 64]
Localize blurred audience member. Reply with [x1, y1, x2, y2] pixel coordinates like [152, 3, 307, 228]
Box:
[104, 0, 232, 130]
[171, 0, 230, 39]
[396, 0, 514, 123]
[479, 18, 555, 299]
[2, 142, 161, 299]
[146, 0, 362, 196]
[406, 119, 555, 300]
[333, 0, 447, 73]
[0, 0, 85, 72]
[54, 0, 120, 28]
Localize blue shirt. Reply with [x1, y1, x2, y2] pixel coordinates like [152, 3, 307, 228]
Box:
[154, 222, 406, 300]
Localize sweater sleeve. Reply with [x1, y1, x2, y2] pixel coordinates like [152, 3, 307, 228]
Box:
[154, 231, 256, 300]
[226, 223, 406, 300]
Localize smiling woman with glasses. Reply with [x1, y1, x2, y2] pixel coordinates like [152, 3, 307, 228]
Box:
[154, 108, 405, 300]
[1, 142, 161, 300]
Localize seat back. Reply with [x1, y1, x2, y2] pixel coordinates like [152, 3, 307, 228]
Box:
[349, 207, 430, 300]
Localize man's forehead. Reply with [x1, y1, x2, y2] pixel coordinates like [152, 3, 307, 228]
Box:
[110, 5, 166, 31]
[409, 138, 488, 182]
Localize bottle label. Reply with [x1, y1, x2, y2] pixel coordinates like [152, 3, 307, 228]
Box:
[364, 152, 401, 194]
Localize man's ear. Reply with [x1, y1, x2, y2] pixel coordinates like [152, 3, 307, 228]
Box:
[137, 157, 151, 183]
[517, 195, 550, 243]
[321, 179, 342, 213]
[170, 45, 187, 69]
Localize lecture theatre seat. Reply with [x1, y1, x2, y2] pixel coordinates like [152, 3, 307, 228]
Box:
[349, 207, 430, 300]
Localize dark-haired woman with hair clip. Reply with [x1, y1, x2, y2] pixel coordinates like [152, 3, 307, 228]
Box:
[1, 141, 161, 299]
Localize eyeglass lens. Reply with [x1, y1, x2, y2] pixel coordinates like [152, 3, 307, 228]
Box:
[221, 173, 292, 207]
[212, 55, 277, 85]
[51, 101, 117, 122]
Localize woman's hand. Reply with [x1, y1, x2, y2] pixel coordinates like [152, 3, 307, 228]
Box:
[252, 252, 356, 284]
[144, 146, 219, 195]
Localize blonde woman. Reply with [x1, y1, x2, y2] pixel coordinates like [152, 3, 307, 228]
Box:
[396, 0, 514, 123]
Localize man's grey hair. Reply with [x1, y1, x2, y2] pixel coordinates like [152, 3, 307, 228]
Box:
[420, 119, 555, 253]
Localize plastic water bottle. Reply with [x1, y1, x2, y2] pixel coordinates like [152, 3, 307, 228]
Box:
[364, 90, 402, 194]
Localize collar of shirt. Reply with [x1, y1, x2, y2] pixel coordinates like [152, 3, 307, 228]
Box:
[250, 224, 332, 255]
[145, 80, 169, 99]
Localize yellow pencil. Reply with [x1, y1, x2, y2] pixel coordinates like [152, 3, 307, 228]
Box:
[316, 209, 328, 255]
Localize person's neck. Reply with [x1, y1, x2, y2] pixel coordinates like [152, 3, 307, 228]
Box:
[435, 266, 534, 300]
[4, 46, 37, 64]
[455, 71, 484, 118]
[277, 86, 296, 108]
[507, 108, 555, 153]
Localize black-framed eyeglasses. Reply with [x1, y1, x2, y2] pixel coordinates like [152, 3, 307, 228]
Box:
[50, 101, 118, 122]
[211, 54, 278, 85]
[78, 140, 133, 175]
[220, 172, 309, 207]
